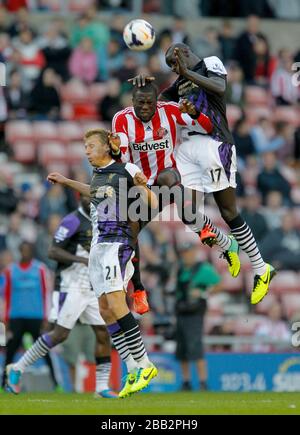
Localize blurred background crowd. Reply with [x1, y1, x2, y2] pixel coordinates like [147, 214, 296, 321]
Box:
[0, 0, 299, 364]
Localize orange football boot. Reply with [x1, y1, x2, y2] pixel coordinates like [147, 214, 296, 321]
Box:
[131, 290, 150, 315]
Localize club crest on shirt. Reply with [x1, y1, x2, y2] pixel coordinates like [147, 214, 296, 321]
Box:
[156, 127, 168, 139]
[95, 185, 115, 199]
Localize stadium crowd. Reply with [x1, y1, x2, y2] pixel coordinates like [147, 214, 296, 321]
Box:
[0, 0, 299, 363]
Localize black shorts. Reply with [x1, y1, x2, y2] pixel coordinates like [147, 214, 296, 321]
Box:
[175, 313, 205, 361]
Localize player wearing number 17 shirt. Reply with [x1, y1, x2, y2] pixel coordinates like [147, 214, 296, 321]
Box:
[160, 43, 276, 304]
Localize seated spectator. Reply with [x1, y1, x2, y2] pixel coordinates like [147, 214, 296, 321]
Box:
[250, 118, 278, 154]
[29, 68, 61, 120]
[4, 69, 28, 119]
[260, 212, 300, 270]
[12, 28, 45, 88]
[257, 152, 291, 204]
[233, 117, 256, 165]
[71, 12, 109, 51]
[261, 191, 286, 230]
[114, 52, 143, 88]
[253, 301, 290, 352]
[273, 121, 295, 161]
[192, 26, 222, 59]
[0, 33, 13, 62]
[0, 173, 18, 215]
[8, 7, 35, 38]
[159, 15, 190, 46]
[69, 37, 98, 84]
[271, 49, 299, 105]
[218, 20, 236, 63]
[234, 15, 267, 83]
[147, 55, 170, 91]
[109, 15, 127, 50]
[105, 38, 125, 77]
[155, 33, 173, 73]
[39, 183, 69, 224]
[39, 20, 71, 82]
[253, 35, 277, 86]
[226, 63, 245, 106]
[0, 6, 9, 34]
[241, 192, 268, 243]
[98, 78, 122, 122]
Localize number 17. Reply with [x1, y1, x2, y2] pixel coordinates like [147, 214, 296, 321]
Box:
[210, 168, 221, 183]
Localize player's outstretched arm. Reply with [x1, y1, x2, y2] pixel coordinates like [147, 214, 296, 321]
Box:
[47, 172, 90, 197]
[133, 172, 158, 209]
[48, 245, 88, 266]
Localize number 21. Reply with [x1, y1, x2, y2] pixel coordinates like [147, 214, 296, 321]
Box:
[106, 266, 117, 280]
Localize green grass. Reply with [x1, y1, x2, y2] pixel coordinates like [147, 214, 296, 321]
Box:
[0, 392, 300, 415]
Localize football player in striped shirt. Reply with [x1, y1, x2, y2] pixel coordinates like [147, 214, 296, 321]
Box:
[110, 82, 241, 287]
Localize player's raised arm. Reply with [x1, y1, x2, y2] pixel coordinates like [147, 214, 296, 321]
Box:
[133, 172, 158, 209]
[47, 172, 90, 197]
[172, 47, 226, 96]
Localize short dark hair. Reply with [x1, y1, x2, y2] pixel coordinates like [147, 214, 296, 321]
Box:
[132, 82, 158, 98]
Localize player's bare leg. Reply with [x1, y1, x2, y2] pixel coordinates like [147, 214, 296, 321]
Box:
[212, 187, 276, 303]
[99, 293, 157, 398]
[157, 168, 241, 277]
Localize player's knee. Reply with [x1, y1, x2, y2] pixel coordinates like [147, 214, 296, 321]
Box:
[94, 326, 109, 345]
[219, 206, 238, 223]
[52, 328, 69, 344]
[157, 168, 181, 187]
[99, 306, 114, 324]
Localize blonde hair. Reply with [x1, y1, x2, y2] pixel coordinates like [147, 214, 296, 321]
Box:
[84, 128, 109, 144]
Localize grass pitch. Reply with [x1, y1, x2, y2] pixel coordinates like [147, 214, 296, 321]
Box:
[0, 392, 300, 415]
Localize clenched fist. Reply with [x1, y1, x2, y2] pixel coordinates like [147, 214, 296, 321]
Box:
[134, 172, 148, 186]
[47, 172, 68, 185]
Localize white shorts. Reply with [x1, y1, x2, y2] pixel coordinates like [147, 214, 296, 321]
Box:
[89, 242, 135, 298]
[48, 289, 105, 330]
[175, 135, 237, 193]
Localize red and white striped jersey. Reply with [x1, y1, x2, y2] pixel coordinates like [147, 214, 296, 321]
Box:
[112, 101, 212, 185]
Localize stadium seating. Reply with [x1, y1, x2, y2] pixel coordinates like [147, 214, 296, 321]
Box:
[6, 121, 33, 143]
[38, 141, 67, 166]
[244, 86, 270, 106]
[67, 142, 86, 165]
[11, 141, 36, 164]
[245, 106, 272, 125]
[32, 121, 59, 142]
[273, 106, 300, 127]
[60, 81, 90, 104]
[226, 104, 243, 128]
[270, 271, 300, 295]
[281, 294, 300, 319]
[57, 122, 83, 143]
[254, 293, 277, 314]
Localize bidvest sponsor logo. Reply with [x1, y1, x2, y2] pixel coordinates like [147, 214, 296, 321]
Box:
[132, 139, 170, 152]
